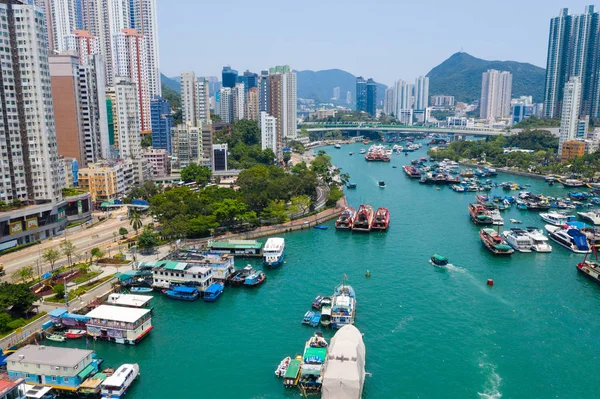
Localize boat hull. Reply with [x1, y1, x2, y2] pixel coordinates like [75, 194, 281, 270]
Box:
[263, 252, 285, 267]
[547, 233, 590, 254]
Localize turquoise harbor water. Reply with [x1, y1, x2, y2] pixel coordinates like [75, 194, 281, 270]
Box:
[55, 142, 600, 398]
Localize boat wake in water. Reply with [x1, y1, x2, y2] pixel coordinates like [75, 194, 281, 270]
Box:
[446, 265, 512, 306]
[391, 316, 414, 333]
[477, 359, 502, 399]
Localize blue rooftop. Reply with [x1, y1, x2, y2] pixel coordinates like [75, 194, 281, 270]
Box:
[48, 308, 68, 318]
[205, 283, 224, 294]
[173, 286, 197, 294]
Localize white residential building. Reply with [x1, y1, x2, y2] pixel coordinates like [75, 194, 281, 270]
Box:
[64, 30, 101, 65]
[260, 112, 278, 154]
[50, 0, 79, 52]
[128, 0, 161, 97]
[414, 76, 429, 111]
[172, 123, 203, 168]
[220, 88, 233, 124]
[480, 70, 513, 120]
[152, 263, 214, 292]
[393, 80, 412, 123]
[559, 77, 583, 154]
[113, 28, 150, 132]
[233, 83, 245, 121]
[112, 77, 142, 158]
[180, 72, 211, 126]
[0, 0, 62, 203]
[268, 66, 297, 141]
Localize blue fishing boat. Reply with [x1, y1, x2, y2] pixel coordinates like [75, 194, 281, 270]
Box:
[302, 311, 315, 325]
[131, 287, 153, 293]
[309, 312, 321, 327]
[163, 286, 199, 301]
[313, 225, 328, 230]
[203, 282, 224, 302]
[245, 271, 266, 287]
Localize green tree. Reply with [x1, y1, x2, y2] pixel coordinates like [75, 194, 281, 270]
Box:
[180, 163, 212, 186]
[129, 211, 143, 235]
[283, 151, 292, 165]
[261, 200, 289, 223]
[212, 199, 249, 227]
[11, 267, 33, 284]
[78, 262, 91, 275]
[138, 231, 159, 250]
[0, 283, 37, 315]
[188, 215, 219, 238]
[141, 134, 152, 148]
[90, 248, 104, 262]
[42, 248, 61, 271]
[52, 284, 65, 300]
[60, 240, 76, 267]
[0, 312, 12, 332]
[119, 227, 129, 239]
[290, 195, 312, 216]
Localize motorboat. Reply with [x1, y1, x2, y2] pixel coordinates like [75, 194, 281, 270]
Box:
[275, 356, 291, 378]
[334, 144, 341, 149]
[320, 297, 332, 328]
[524, 227, 552, 252]
[371, 207, 390, 231]
[545, 225, 591, 254]
[263, 237, 285, 267]
[346, 183, 357, 189]
[203, 282, 224, 302]
[100, 363, 139, 399]
[244, 271, 266, 286]
[540, 212, 576, 226]
[335, 207, 356, 230]
[46, 333, 65, 342]
[378, 181, 386, 188]
[130, 287, 153, 293]
[359, 149, 366, 154]
[331, 282, 356, 329]
[502, 229, 533, 252]
[578, 210, 600, 225]
[577, 260, 600, 285]
[302, 311, 315, 325]
[313, 225, 328, 230]
[351, 204, 374, 232]
[430, 254, 449, 267]
[65, 329, 86, 339]
[163, 286, 199, 301]
[299, 333, 329, 393]
[312, 296, 324, 310]
[509, 219, 522, 224]
[480, 228, 514, 255]
[490, 209, 504, 226]
[230, 265, 255, 286]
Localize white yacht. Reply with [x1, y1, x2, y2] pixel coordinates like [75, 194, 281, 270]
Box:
[502, 229, 532, 252]
[263, 237, 285, 267]
[577, 210, 600, 225]
[101, 364, 139, 399]
[545, 225, 591, 254]
[540, 212, 576, 226]
[490, 209, 504, 225]
[359, 148, 366, 154]
[525, 227, 552, 252]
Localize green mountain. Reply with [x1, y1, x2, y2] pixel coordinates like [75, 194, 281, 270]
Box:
[161, 73, 180, 93]
[426, 52, 546, 103]
[295, 69, 387, 106]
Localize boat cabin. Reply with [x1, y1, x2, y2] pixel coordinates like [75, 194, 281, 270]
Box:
[106, 293, 152, 308]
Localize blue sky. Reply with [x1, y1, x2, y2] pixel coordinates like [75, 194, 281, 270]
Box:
[157, 0, 594, 85]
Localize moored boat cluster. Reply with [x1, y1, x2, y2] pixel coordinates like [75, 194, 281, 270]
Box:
[335, 205, 390, 232]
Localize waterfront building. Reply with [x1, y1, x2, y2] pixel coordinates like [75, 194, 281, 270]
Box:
[181, 71, 210, 126]
[172, 123, 203, 168]
[258, 70, 270, 113]
[356, 77, 367, 112]
[213, 144, 228, 172]
[233, 83, 246, 121]
[64, 30, 100, 65]
[85, 305, 153, 344]
[166, 252, 236, 280]
[544, 6, 600, 118]
[142, 149, 170, 177]
[107, 293, 153, 308]
[111, 77, 142, 158]
[260, 112, 278, 154]
[558, 77, 582, 155]
[414, 76, 430, 111]
[577, 115, 590, 139]
[207, 239, 263, 257]
[112, 28, 150, 132]
[431, 95, 455, 107]
[6, 345, 97, 389]
[480, 70, 512, 120]
[222, 66, 238, 88]
[0, 0, 62, 204]
[150, 96, 174, 154]
[151, 261, 214, 292]
[128, 0, 161, 98]
[0, 378, 27, 398]
[246, 88, 260, 121]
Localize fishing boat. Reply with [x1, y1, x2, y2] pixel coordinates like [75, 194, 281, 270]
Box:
[302, 311, 315, 325]
[430, 254, 449, 267]
[331, 282, 356, 329]
[263, 237, 285, 267]
[351, 204, 374, 232]
[130, 287, 153, 293]
[203, 282, 224, 302]
[335, 207, 356, 230]
[46, 333, 66, 342]
[561, 179, 586, 188]
[576, 260, 600, 285]
[230, 265, 255, 286]
[163, 286, 199, 301]
[346, 183, 357, 189]
[312, 296, 324, 309]
[468, 203, 493, 225]
[545, 225, 591, 253]
[313, 225, 328, 230]
[378, 181, 386, 188]
[320, 297, 332, 328]
[578, 210, 600, 225]
[100, 363, 139, 399]
[502, 229, 533, 252]
[275, 356, 292, 378]
[540, 212, 576, 226]
[283, 357, 302, 388]
[403, 165, 422, 178]
[510, 218, 522, 224]
[65, 329, 86, 339]
[525, 227, 552, 252]
[371, 207, 390, 231]
[479, 228, 514, 255]
[299, 333, 329, 393]
[310, 312, 321, 327]
[244, 271, 266, 286]
[321, 325, 366, 399]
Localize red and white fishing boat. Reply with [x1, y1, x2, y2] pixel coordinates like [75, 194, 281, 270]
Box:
[372, 208, 390, 231]
[335, 207, 356, 230]
[352, 205, 374, 232]
[65, 329, 86, 339]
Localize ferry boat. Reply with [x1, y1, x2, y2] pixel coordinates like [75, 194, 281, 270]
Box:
[100, 363, 139, 399]
[577, 210, 600, 225]
[560, 179, 586, 188]
[468, 203, 493, 225]
[244, 271, 266, 286]
[502, 229, 533, 252]
[230, 265, 255, 286]
[65, 329, 86, 339]
[335, 207, 356, 230]
[430, 254, 449, 267]
[403, 165, 422, 178]
[479, 228, 514, 255]
[319, 297, 332, 328]
[203, 282, 224, 302]
[331, 283, 356, 329]
[524, 227, 552, 252]
[576, 260, 600, 285]
[263, 237, 285, 267]
[545, 225, 591, 254]
[163, 286, 199, 301]
[351, 204, 374, 232]
[371, 207, 390, 231]
[299, 333, 329, 393]
[540, 212, 576, 226]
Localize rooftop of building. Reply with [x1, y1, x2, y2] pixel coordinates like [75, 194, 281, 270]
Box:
[85, 305, 151, 323]
[6, 345, 93, 368]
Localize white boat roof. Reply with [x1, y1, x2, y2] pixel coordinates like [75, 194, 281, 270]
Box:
[107, 293, 152, 308]
[264, 237, 285, 250]
[86, 305, 150, 323]
[101, 364, 137, 387]
[24, 385, 53, 399]
[334, 296, 351, 307]
[321, 325, 366, 399]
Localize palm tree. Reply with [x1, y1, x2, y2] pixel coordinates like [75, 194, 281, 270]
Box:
[129, 211, 143, 236]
